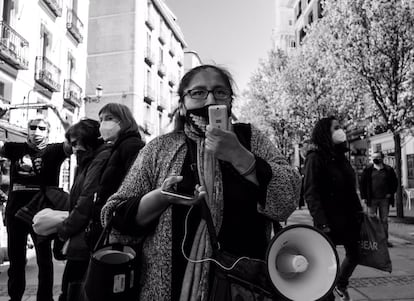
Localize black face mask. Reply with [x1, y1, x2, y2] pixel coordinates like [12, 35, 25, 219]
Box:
[186, 106, 209, 119]
[373, 159, 382, 164]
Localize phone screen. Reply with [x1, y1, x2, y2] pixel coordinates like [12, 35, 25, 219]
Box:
[161, 184, 195, 200]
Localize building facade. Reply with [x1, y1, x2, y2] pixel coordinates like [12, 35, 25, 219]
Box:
[0, 0, 89, 190]
[273, 0, 296, 54]
[286, 0, 323, 46]
[85, 0, 187, 141]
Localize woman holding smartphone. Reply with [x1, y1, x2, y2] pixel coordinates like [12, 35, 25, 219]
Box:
[101, 64, 300, 300]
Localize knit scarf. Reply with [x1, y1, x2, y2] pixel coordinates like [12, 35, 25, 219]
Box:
[179, 122, 224, 301]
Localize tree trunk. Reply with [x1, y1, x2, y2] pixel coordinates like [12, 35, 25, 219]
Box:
[393, 133, 404, 218]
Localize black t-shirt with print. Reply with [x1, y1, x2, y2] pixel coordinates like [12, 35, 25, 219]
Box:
[2, 142, 67, 215]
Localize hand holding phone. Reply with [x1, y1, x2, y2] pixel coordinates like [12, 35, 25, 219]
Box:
[160, 185, 195, 200]
[208, 105, 228, 130]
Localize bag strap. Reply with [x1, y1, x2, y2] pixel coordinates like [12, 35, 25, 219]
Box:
[92, 213, 114, 252]
[185, 137, 220, 251]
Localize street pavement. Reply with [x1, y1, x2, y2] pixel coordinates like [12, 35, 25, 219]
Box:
[0, 208, 413, 300]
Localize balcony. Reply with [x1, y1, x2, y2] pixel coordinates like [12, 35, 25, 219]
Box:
[63, 79, 82, 107]
[157, 95, 168, 111]
[67, 9, 83, 43]
[143, 120, 154, 135]
[35, 56, 61, 92]
[169, 42, 176, 57]
[157, 63, 166, 77]
[42, 0, 63, 17]
[144, 85, 156, 104]
[0, 22, 29, 70]
[168, 73, 176, 87]
[144, 48, 155, 66]
[145, 13, 155, 31]
[158, 26, 167, 45]
[177, 55, 183, 67]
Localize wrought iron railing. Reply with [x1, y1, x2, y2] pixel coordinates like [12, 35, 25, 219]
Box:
[35, 56, 62, 92]
[42, 0, 63, 17]
[0, 21, 29, 69]
[63, 79, 82, 107]
[67, 8, 84, 43]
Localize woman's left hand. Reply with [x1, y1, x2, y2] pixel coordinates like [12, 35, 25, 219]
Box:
[205, 124, 244, 163]
[33, 208, 69, 236]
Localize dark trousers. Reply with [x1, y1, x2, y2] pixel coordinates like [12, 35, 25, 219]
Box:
[6, 214, 54, 301]
[59, 259, 89, 301]
[324, 239, 359, 300]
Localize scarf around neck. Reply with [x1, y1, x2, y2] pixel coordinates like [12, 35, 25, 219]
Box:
[179, 123, 224, 301]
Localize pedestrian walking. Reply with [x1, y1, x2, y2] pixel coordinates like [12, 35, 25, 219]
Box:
[101, 64, 300, 300]
[360, 151, 398, 247]
[0, 105, 71, 301]
[303, 116, 363, 301]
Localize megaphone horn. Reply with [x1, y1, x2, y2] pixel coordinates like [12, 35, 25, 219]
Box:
[266, 224, 339, 301]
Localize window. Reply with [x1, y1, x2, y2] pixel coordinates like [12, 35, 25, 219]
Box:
[296, 1, 302, 19]
[308, 12, 314, 25]
[374, 144, 382, 152]
[40, 24, 52, 58]
[288, 20, 292, 26]
[2, 0, 15, 25]
[67, 52, 76, 79]
[408, 154, 414, 187]
[159, 47, 163, 63]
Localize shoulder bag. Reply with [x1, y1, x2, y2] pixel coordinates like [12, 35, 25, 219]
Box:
[83, 214, 140, 301]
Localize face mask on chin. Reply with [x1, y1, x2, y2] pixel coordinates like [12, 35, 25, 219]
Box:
[100, 120, 121, 142]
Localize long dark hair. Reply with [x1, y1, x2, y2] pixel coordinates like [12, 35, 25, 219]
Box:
[172, 64, 235, 131]
[98, 103, 142, 140]
[311, 116, 336, 156]
[65, 118, 102, 151]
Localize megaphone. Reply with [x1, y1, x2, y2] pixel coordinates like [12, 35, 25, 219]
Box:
[266, 224, 339, 301]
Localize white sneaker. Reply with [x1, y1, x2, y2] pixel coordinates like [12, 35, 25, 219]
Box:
[334, 286, 352, 301]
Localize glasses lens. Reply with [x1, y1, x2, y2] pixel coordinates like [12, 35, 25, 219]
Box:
[213, 88, 231, 100]
[189, 89, 208, 100]
[29, 125, 37, 130]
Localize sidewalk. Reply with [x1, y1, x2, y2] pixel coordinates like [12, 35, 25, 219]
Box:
[287, 208, 414, 301]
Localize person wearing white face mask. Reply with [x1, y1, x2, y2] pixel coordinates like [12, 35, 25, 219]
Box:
[83, 103, 146, 247]
[360, 151, 397, 247]
[304, 117, 363, 301]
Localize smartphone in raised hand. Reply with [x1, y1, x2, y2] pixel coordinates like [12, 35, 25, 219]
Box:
[208, 105, 228, 130]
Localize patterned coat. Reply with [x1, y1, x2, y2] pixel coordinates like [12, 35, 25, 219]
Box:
[101, 124, 300, 300]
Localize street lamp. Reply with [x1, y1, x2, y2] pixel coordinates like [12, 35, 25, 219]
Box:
[84, 84, 103, 103]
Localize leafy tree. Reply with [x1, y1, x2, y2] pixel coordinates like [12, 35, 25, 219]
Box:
[321, 0, 414, 217]
[237, 49, 295, 156]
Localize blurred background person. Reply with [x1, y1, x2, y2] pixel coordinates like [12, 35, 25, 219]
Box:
[304, 116, 363, 301]
[360, 151, 397, 247]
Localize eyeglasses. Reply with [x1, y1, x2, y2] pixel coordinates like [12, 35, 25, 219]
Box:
[69, 139, 79, 148]
[184, 88, 232, 100]
[29, 125, 47, 131]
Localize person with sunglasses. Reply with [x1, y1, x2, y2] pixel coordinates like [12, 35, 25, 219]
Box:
[0, 107, 71, 301]
[101, 64, 300, 300]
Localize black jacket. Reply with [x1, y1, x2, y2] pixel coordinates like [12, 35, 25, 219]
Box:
[88, 132, 144, 248]
[304, 148, 362, 245]
[57, 145, 112, 260]
[359, 164, 398, 206]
